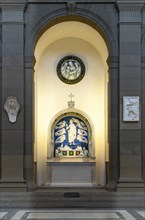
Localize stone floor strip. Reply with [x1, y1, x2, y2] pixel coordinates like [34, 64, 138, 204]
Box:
[0, 212, 7, 219]
[118, 210, 135, 219]
[137, 211, 145, 218]
[26, 211, 119, 219]
[0, 209, 142, 220]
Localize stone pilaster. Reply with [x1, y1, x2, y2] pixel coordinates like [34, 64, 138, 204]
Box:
[0, 56, 2, 177]
[117, 0, 145, 191]
[0, 0, 27, 191]
[141, 56, 145, 184]
[24, 56, 36, 191]
[106, 56, 119, 191]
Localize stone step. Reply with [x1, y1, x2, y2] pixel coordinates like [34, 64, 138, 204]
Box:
[1, 188, 144, 208]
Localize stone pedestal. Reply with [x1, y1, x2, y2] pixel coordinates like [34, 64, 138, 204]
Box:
[46, 158, 96, 187]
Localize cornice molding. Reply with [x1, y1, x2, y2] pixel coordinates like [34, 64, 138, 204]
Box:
[0, 4, 26, 10]
[27, 0, 115, 2]
[117, 3, 144, 11]
[141, 56, 145, 68]
[24, 56, 36, 68]
[0, 0, 27, 3]
[117, 0, 144, 4]
[107, 56, 119, 69]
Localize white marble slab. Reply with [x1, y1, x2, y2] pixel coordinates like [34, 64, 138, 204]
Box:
[138, 211, 145, 218]
[26, 212, 119, 219]
[10, 209, 136, 220]
[46, 159, 96, 187]
[119, 210, 136, 219]
[11, 210, 26, 220]
[0, 212, 7, 219]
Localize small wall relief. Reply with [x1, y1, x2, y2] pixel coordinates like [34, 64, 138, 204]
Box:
[4, 96, 20, 123]
[123, 96, 139, 122]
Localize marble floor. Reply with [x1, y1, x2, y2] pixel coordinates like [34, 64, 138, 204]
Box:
[0, 209, 145, 220]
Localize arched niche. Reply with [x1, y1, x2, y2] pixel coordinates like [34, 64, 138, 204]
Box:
[47, 108, 95, 159]
[34, 21, 109, 187]
[24, 5, 119, 190]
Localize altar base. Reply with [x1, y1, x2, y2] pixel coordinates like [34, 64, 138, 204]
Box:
[46, 158, 96, 187]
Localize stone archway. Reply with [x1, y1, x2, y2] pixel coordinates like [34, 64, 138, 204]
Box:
[24, 9, 119, 190]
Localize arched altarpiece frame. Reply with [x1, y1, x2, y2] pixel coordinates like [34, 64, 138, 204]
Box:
[47, 108, 95, 160]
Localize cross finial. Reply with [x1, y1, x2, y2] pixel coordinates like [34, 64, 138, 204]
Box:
[68, 93, 75, 108]
[68, 93, 74, 102]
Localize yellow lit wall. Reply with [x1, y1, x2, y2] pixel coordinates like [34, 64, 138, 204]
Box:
[34, 22, 108, 186]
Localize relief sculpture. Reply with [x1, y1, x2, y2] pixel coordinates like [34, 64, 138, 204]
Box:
[54, 116, 89, 157]
[123, 96, 139, 122]
[4, 96, 20, 123]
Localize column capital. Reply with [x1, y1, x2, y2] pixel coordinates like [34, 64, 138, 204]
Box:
[116, 1, 144, 23]
[0, 0, 27, 23]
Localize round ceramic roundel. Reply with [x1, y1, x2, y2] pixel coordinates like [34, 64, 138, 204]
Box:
[57, 55, 85, 84]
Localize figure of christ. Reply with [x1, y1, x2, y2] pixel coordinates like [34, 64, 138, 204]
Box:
[67, 119, 77, 145]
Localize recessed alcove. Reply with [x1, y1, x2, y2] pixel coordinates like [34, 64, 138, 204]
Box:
[46, 108, 96, 186]
[34, 21, 108, 187]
